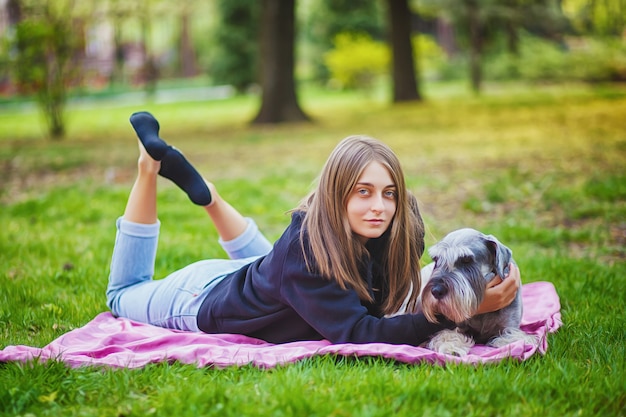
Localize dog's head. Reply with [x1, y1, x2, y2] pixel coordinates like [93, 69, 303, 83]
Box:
[421, 228, 513, 323]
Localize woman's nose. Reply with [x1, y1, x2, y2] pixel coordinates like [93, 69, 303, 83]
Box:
[371, 194, 385, 212]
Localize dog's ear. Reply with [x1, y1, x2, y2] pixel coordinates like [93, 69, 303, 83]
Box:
[484, 235, 512, 279]
[427, 243, 440, 263]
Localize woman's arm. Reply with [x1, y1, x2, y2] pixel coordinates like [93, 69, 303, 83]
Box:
[474, 263, 521, 315]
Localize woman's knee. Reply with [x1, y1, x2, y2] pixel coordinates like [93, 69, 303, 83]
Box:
[105, 288, 121, 316]
[220, 218, 272, 259]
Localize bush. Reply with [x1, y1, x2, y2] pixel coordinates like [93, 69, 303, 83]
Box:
[485, 34, 626, 83]
[412, 34, 447, 80]
[12, 11, 80, 139]
[208, 0, 260, 93]
[324, 32, 389, 90]
[566, 38, 626, 82]
[324, 32, 448, 87]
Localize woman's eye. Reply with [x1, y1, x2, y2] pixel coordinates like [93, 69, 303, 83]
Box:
[384, 190, 397, 199]
[357, 188, 370, 196]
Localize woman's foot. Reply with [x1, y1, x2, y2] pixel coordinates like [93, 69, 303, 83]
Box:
[129, 111, 170, 161]
[137, 140, 161, 175]
[160, 147, 213, 206]
[130, 111, 212, 206]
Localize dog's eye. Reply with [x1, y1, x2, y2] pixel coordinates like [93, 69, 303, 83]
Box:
[459, 255, 474, 264]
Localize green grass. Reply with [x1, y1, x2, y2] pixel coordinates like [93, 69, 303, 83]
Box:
[1, 82, 625, 416]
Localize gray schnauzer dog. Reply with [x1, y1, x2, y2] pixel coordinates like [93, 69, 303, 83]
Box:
[392, 228, 537, 356]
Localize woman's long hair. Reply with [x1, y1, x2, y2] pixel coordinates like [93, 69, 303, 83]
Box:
[297, 135, 424, 315]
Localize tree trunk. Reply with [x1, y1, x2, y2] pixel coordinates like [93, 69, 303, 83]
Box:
[252, 0, 309, 124]
[6, 0, 22, 25]
[112, 22, 125, 85]
[387, 0, 421, 102]
[436, 17, 457, 57]
[179, 8, 197, 77]
[466, 0, 482, 94]
[506, 20, 519, 56]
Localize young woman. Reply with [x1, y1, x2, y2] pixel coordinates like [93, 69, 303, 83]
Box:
[106, 112, 520, 345]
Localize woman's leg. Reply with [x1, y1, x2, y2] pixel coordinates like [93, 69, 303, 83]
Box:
[106, 140, 217, 331]
[107, 114, 273, 330]
[123, 141, 160, 224]
[204, 181, 272, 259]
[130, 111, 272, 257]
[106, 141, 162, 322]
[202, 181, 247, 241]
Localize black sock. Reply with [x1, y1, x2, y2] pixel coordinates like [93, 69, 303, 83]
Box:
[159, 148, 213, 206]
[130, 111, 212, 206]
[129, 111, 170, 161]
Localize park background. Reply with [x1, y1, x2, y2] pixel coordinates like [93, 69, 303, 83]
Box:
[0, 0, 625, 416]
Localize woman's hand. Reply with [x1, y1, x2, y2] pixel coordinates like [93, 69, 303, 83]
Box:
[474, 264, 521, 316]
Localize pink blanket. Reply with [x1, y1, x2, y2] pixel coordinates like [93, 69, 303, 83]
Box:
[0, 282, 561, 368]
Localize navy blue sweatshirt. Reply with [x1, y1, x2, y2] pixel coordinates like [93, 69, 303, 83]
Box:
[197, 211, 454, 344]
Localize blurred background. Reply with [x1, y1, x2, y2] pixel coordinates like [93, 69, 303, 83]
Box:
[1, 0, 625, 139]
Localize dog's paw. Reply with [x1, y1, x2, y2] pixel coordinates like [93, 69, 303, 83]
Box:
[427, 329, 474, 356]
[489, 327, 539, 348]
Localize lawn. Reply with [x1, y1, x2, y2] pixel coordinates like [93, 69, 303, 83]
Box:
[0, 81, 625, 416]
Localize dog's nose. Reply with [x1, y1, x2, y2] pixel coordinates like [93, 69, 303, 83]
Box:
[431, 283, 448, 299]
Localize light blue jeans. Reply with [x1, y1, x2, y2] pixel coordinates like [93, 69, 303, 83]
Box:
[106, 217, 273, 331]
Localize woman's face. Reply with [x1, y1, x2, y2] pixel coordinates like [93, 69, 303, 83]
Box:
[346, 161, 397, 243]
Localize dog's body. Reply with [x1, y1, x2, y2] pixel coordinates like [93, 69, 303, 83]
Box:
[392, 228, 536, 356]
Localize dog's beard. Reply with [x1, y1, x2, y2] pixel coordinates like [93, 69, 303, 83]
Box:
[421, 269, 480, 324]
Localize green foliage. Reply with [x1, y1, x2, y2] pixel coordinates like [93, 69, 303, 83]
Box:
[485, 34, 626, 83]
[208, 0, 260, 93]
[0, 26, 12, 87]
[316, 0, 385, 40]
[11, 1, 81, 139]
[304, 0, 385, 83]
[413, 34, 447, 80]
[419, 0, 571, 91]
[324, 32, 390, 90]
[563, 0, 626, 36]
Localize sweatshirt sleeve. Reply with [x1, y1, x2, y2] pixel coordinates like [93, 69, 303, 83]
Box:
[278, 238, 455, 346]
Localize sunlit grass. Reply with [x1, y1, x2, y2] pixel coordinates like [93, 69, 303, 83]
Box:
[0, 81, 625, 416]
